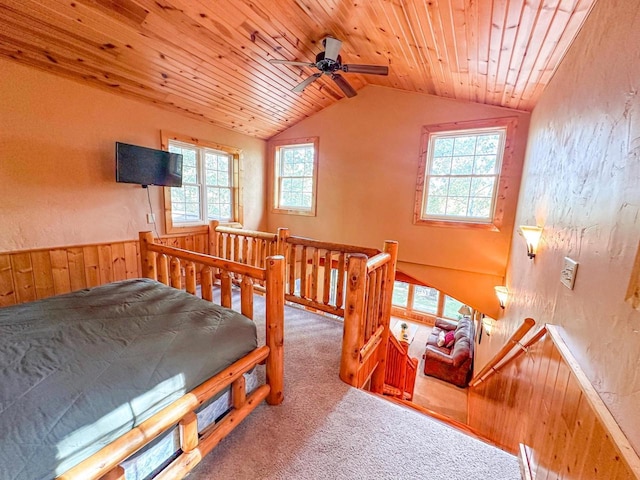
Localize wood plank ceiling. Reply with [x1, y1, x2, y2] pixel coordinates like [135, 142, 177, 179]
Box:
[0, 0, 598, 139]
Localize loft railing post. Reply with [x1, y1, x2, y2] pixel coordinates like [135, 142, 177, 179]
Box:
[370, 240, 399, 394]
[276, 227, 290, 256]
[139, 231, 157, 280]
[208, 220, 220, 256]
[265, 255, 285, 405]
[340, 253, 368, 387]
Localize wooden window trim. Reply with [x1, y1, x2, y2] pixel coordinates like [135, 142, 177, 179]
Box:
[270, 136, 319, 217]
[413, 117, 519, 232]
[161, 131, 243, 234]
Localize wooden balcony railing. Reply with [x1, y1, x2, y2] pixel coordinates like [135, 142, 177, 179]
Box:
[208, 222, 399, 394]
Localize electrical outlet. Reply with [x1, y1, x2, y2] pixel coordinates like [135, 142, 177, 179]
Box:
[146, 213, 155, 224]
[560, 257, 578, 290]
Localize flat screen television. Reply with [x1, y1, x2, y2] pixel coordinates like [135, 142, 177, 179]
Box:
[115, 142, 183, 187]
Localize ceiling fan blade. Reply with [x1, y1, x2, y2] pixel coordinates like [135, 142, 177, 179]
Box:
[269, 59, 316, 67]
[293, 73, 323, 92]
[323, 36, 342, 62]
[331, 74, 357, 98]
[342, 64, 389, 76]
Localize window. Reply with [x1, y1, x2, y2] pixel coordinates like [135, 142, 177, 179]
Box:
[392, 281, 409, 307]
[162, 132, 241, 233]
[443, 295, 464, 320]
[391, 281, 468, 321]
[272, 137, 319, 216]
[412, 285, 438, 315]
[415, 118, 517, 229]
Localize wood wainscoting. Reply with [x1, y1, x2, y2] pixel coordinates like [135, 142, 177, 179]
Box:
[0, 233, 208, 307]
[468, 326, 639, 479]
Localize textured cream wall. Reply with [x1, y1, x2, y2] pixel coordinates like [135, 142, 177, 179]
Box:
[268, 86, 530, 316]
[481, 0, 640, 451]
[0, 60, 267, 252]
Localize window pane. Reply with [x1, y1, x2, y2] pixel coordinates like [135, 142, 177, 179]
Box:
[451, 156, 474, 175]
[426, 196, 446, 215]
[443, 295, 464, 319]
[433, 137, 454, 157]
[448, 177, 471, 196]
[429, 177, 449, 196]
[470, 177, 494, 197]
[183, 165, 197, 184]
[445, 196, 468, 216]
[473, 155, 497, 175]
[453, 136, 477, 155]
[468, 197, 491, 218]
[413, 286, 438, 314]
[392, 281, 409, 307]
[430, 156, 451, 175]
[476, 134, 500, 154]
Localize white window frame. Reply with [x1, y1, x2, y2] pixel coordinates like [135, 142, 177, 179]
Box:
[271, 137, 319, 216]
[161, 131, 242, 234]
[414, 118, 518, 231]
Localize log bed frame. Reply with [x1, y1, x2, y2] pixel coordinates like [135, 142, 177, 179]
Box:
[56, 231, 284, 480]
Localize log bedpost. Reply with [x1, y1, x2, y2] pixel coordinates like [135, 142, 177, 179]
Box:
[265, 255, 285, 405]
[370, 241, 399, 394]
[339, 253, 368, 387]
[208, 220, 220, 256]
[139, 231, 157, 280]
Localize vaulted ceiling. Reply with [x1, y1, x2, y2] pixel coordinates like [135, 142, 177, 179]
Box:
[0, 0, 597, 139]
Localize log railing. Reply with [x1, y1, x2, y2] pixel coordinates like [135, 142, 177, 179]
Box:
[469, 317, 536, 387]
[383, 335, 418, 401]
[340, 241, 398, 392]
[208, 222, 399, 395]
[282, 234, 380, 317]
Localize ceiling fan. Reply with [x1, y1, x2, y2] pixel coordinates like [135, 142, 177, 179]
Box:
[268, 36, 389, 98]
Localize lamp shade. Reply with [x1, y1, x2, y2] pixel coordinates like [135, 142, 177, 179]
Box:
[494, 286, 509, 309]
[458, 305, 472, 316]
[518, 225, 543, 258]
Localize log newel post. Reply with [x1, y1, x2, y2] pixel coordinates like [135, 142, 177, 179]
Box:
[339, 253, 368, 387]
[265, 255, 285, 405]
[370, 240, 399, 393]
[139, 231, 157, 280]
[208, 220, 220, 256]
[276, 227, 290, 257]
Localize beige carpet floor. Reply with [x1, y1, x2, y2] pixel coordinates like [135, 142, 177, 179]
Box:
[188, 297, 520, 480]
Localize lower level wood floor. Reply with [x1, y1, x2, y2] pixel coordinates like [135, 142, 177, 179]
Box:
[402, 319, 469, 424]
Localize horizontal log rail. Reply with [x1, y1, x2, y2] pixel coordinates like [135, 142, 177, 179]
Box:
[366, 252, 391, 273]
[546, 325, 640, 477]
[285, 235, 380, 257]
[145, 242, 266, 281]
[469, 317, 536, 387]
[359, 325, 385, 363]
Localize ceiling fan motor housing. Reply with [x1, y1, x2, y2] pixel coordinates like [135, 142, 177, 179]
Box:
[315, 52, 342, 73]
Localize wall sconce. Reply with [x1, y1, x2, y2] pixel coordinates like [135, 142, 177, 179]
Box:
[482, 317, 493, 336]
[494, 286, 509, 309]
[518, 225, 543, 259]
[458, 305, 472, 317]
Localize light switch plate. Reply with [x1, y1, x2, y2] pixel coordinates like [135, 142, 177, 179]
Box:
[561, 257, 578, 290]
[146, 213, 155, 224]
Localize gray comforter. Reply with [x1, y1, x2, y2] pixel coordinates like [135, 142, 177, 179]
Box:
[0, 279, 257, 480]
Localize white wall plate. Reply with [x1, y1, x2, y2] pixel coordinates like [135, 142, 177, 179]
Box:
[561, 257, 579, 290]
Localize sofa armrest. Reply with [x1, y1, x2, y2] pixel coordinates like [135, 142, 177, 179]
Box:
[435, 318, 458, 331]
[424, 346, 454, 365]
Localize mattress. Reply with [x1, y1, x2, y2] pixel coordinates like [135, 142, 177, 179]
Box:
[0, 279, 258, 480]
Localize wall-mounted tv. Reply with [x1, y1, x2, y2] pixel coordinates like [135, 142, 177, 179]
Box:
[115, 142, 183, 187]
